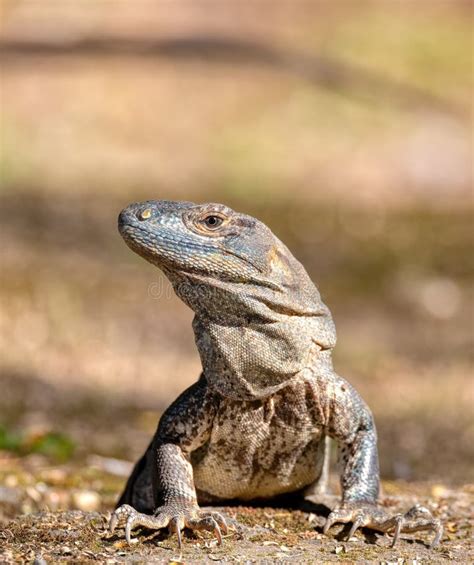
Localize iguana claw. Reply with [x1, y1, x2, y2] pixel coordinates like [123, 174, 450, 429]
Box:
[109, 503, 228, 548]
[323, 501, 442, 548]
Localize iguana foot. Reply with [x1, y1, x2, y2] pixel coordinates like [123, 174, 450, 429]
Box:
[323, 502, 443, 548]
[109, 503, 228, 548]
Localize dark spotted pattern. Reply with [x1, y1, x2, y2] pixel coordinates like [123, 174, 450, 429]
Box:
[109, 200, 442, 549]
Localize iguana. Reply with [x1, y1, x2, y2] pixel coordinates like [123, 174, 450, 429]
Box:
[109, 199, 442, 549]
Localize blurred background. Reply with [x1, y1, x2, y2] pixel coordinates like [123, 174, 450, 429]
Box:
[0, 0, 472, 517]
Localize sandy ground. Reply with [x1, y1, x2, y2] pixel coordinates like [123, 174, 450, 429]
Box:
[1, 452, 472, 563]
[1, 482, 472, 564]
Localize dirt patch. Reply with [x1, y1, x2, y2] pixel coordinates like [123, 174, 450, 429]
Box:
[1, 483, 472, 563]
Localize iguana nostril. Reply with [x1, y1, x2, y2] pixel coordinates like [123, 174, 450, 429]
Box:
[117, 209, 129, 228]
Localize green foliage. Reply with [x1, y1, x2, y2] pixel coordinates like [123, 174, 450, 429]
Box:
[0, 426, 22, 451]
[27, 432, 76, 462]
[0, 426, 75, 462]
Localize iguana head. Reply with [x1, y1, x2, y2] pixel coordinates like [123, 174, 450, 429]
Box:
[120, 200, 302, 291]
[119, 199, 336, 399]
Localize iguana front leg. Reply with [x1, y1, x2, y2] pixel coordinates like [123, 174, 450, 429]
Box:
[110, 444, 227, 547]
[109, 378, 227, 547]
[316, 374, 442, 548]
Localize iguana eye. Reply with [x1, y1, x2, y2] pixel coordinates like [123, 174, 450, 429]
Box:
[138, 208, 152, 221]
[202, 215, 224, 230]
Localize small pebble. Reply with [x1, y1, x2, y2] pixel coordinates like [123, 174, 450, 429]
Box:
[72, 490, 101, 511]
[431, 484, 450, 498]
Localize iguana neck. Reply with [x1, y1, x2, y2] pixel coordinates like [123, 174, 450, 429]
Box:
[170, 271, 337, 400]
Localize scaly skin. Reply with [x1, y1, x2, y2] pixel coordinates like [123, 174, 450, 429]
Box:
[109, 200, 442, 549]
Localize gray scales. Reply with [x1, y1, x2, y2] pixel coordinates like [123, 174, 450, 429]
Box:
[109, 200, 442, 549]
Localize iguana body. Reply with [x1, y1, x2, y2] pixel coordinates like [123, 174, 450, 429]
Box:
[110, 200, 442, 548]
